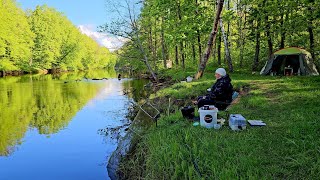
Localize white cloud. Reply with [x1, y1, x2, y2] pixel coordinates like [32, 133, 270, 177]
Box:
[78, 24, 127, 52]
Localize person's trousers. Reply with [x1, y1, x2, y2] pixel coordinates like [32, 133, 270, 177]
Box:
[197, 97, 215, 109]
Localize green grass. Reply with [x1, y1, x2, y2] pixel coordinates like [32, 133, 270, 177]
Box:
[119, 74, 320, 179]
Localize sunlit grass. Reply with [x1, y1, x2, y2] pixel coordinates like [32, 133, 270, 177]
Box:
[119, 74, 320, 179]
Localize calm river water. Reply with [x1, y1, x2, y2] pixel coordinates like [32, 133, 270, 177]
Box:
[0, 70, 149, 180]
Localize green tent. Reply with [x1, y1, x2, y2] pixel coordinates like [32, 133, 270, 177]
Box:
[260, 47, 319, 76]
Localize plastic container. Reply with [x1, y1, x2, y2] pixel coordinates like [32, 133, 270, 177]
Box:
[181, 106, 195, 119]
[198, 106, 218, 128]
[229, 114, 246, 131]
[186, 76, 193, 82]
[214, 124, 221, 129]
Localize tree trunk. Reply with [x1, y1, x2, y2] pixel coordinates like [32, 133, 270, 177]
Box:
[279, 13, 286, 49]
[184, 42, 187, 61]
[175, 45, 179, 66]
[126, 1, 157, 81]
[307, 8, 315, 62]
[217, 33, 221, 65]
[148, 27, 154, 59]
[180, 42, 185, 69]
[265, 15, 273, 58]
[237, 0, 246, 68]
[29, 58, 33, 67]
[239, 15, 246, 68]
[308, 22, 315, 61]
[195, 0, 202, 64]
[227, 0, 230, 40]
[135, 30, 158, 81]
[219, 18, 233, 72]
[225, 0, 230, 64]
[160, 18, 167, 69]
[195, 0, 224, 79]
[192, 43, 196, 63]
[197, 30, 202, 64]
[148, 22, 157, 71]
[239, 41, 245, 67]
[137, 37, 157, 81]
[252, 20, 261, 71]
[154, 20, 158, 71]
[177, 0, 185, 69]
[59, 46, 77, 62]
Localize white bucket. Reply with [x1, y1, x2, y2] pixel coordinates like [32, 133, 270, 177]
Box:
[198, 106, 218, 128]
[186, 76, 193, 82]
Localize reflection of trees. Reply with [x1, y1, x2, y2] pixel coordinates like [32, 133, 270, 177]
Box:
[122, 79, 150, 103]
[0, 75, 101, 156]
[0, 77, 35, 156]
[43, 69, 117, 81]
[83, 69, 117, 79]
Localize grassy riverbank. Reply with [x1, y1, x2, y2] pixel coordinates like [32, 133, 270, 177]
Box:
[119, 72, 320, 179]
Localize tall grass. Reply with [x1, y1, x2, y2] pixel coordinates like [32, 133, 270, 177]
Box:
[119, 74, 320, 179]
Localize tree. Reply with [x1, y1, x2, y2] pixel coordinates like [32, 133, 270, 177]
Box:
[195, 0, 224, 79]
[219, 18, 233, 72]
[115, 0, 320, 74]
[0, 0, 34, 71]
[101, 0, 158, 81]
[0, 1, 114, 74]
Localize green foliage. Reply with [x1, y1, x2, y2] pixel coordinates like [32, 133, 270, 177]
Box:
[28, 5, 116, 71]
[0, 59, 19, 71]
[115, 0, 320, 74]
[0, 1, 116, 72]
[0, 0, 34, 71]
[119, 74, 320, 179]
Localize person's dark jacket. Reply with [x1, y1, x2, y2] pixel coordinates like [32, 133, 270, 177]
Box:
[207, 74, 233, 103]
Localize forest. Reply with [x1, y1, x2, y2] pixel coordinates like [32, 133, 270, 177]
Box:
[111, 0, 320, 76]
[2, 0, 319, 77]
[0, 0, 116, 75]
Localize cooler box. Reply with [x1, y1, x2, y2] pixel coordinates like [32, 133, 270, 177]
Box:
[229, 114, 246, 130]
[198, 106, 218, 128]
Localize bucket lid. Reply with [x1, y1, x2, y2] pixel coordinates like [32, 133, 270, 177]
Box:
[198, 108, 218, 112]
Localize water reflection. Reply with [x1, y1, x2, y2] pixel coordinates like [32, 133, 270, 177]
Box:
[0, 75, 101, 156]
[51, 69, 117, 81]
[0, 70, 149, 179]
[122, 78, 150, 102]
[95, 78, 150, 143]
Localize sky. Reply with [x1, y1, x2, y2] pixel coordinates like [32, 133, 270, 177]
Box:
[16, 0, 126, 51]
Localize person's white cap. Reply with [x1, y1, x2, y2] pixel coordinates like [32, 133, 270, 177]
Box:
[215, 68, 226, 76]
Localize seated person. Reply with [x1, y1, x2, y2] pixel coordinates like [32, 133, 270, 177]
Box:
[194, 68, 233, 110]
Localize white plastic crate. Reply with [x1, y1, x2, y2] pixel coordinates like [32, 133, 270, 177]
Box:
[229, 114, 246, 131]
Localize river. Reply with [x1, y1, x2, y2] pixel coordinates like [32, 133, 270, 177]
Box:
[0, 70, 149, 180]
